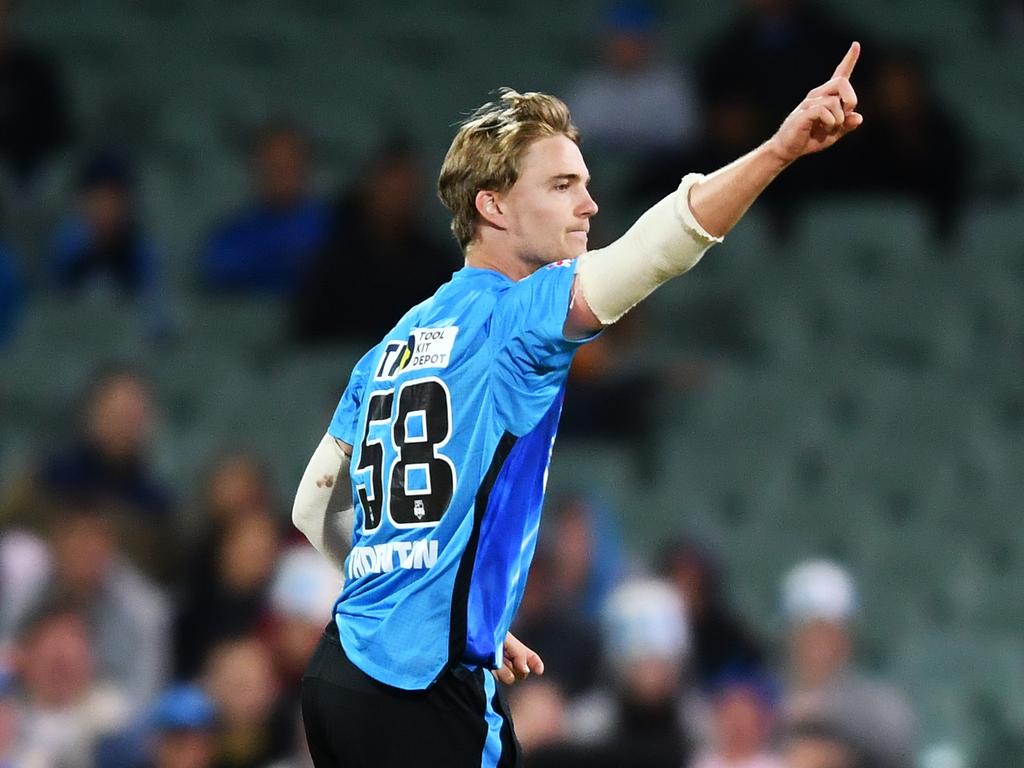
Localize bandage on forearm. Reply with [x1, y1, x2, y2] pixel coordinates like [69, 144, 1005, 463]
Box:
[576, 173, 723, 325]
[292, 432, 354, 573]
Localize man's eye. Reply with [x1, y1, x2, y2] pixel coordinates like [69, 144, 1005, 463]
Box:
[555, 183, 569, 191]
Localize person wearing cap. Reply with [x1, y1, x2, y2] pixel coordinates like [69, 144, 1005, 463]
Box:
[144, 685, 218, 768]
[780, 560, 916, 768]
[690, 671, 783, 768]
[565, 1, 701, 154]
[564, 578, 699, 767]
[47, 150, 170, 338]
[265, 545, 344, 706]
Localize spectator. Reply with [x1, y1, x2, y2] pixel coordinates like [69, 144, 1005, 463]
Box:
[545, 493, 624, 621]
[0, 364, 178, 575]
[7, 498, 171, 708]
[175, 453, 285, 678]
[292, 138, 458, 345]
[780, 560, 916, 768]
[0, 0, 73, 187]
[698, 0, 864, 142]
[196, 452, 280, 533]
[0, 232, 22, 346]
[560, 313, 664, 476]
[13, 602, 132, 768]
[0, 665, 23, 765]
[48, 151, 168, 333]
[144, 685, 219, 768]
[658, 538, 766, 691]
[264, 545, 342, 706]
[512, 546, 602, 696]
[201, 636, 292, 768]
[506, 679, 571, 755]
[565, 1, 701, 153]
[201, 121, 329, 294]
[694, 0, 870, 231]
[568, 578, 698, 768]
[174, 509, 282, 679]
[846, 48, 968, 239]
[781, 721, 863, 768]
[627, 93, 761, 214]
[0, 528, 49, 650]
[690, 672, 782, 768]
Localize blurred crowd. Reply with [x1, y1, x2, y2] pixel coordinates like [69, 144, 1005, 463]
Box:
[0, 0, 1001, 350]
[0, 0, 1018, 765]
[0, 362, 920, 767]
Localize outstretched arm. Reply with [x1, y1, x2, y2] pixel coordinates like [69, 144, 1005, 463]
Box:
[567, 42, 863, 336]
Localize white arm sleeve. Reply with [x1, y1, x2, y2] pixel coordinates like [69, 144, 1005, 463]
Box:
[576, 173, 723, 325]
[292, 432, 354, 574]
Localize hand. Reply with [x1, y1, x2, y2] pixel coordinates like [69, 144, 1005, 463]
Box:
[493, 632, 544, 685]
[769, 41, 864, 164]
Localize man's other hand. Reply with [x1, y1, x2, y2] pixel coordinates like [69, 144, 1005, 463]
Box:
[493, 632, 545, 685]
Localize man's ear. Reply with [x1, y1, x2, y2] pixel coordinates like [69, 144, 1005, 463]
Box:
[475, 190, 506, 230]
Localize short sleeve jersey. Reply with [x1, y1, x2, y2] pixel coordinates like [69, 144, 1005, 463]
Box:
[328, 259, 593, 690]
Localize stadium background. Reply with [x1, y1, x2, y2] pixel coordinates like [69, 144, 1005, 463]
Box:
[0, 0, 1021, 765]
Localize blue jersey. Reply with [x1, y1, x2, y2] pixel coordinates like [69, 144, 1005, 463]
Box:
[327, 259, 593, 690]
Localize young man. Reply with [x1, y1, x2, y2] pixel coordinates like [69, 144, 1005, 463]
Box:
[294, 43, 863, 767]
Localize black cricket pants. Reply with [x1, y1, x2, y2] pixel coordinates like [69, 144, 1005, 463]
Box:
[302, 621, 522, 767]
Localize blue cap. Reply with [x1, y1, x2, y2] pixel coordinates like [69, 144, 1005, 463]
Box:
[149, 685, 217, 731]
[709, 666, 779, 709]
[606, 1, 657, 34]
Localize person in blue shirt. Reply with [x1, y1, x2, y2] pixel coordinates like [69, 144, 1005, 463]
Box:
[292, 43, 864, 768]
[200, 121, 330, 295]
[0, 237, 22, 347]
[49, 151, 169, 338]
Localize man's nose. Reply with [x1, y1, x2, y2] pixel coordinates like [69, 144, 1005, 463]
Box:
[579, 190, 598, 218]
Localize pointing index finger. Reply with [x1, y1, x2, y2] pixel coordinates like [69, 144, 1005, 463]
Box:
[832, 41, 861, 80]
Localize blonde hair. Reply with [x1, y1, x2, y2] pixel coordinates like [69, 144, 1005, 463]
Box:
[437, 88, 580, 250]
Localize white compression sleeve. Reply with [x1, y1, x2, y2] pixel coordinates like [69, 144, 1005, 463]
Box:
[292, 432, 354, 573]
[576, 173, 723, 325]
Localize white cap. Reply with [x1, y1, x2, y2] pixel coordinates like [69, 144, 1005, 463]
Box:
[602, 578, 690, 665]
[269, 546, 343, 622]
[782, 559, 857, 624]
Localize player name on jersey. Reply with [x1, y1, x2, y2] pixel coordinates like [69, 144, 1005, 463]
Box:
[347, 539, 440, 579]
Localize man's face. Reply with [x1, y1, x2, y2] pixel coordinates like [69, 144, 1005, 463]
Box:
[497, 135, 598, 267]
[714, 688, 770, 758]
[155, 730, 215, 768]
[82, 183, 130, 241]
[790, 619, 851, 689]
[87, 374, 153, 461]
[21, 614, 94, 709]
[255, 132, 309, 209]
[783, 736, 856, 768]
[53, 513, 116, 595]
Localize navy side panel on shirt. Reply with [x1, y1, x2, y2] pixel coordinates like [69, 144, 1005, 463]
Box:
[327, 259, 595, 690]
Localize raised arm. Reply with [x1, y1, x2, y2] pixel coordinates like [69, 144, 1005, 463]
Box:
[567, 42, 862, 337]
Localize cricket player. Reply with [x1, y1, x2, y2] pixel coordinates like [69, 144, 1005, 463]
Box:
[293, 42, 863, 767]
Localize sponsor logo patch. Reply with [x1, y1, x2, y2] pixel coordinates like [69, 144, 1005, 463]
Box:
[374, 326, 459, 380]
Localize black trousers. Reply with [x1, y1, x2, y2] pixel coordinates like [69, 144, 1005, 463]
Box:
[302, 621, 522, 767]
